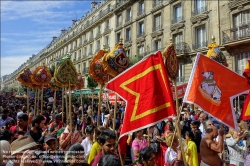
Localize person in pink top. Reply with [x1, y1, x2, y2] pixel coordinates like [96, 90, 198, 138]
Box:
[132, 130, 148, 166]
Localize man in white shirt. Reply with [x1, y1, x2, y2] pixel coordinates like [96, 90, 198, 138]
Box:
[199, 113, 208, 138]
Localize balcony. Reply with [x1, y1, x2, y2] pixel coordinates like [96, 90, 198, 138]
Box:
[137, 32, 145, 38]
[192, 6, 207, 16]
[172, 16, 183, 24]
[125, 37, 131, 43]
[153, 24, 162, 32]
[117, 22, 122, 27]
[138, 9, 145, 16]
[222, 24, 250, 44]
[82, 68, 89, 74]
[174, 42, 191, 54]
[125, 17, 132, 23]
[192, 41, 207, 50]
[88, 51, 93, 56]
[153, 1, 162, 8]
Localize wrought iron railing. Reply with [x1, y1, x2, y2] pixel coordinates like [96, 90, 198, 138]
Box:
[125, 17, 132, 23]
[192, 41, 207, 49]
[174, 42, 191, 54]
[222, 24, 250, 44]
[172, 16, 183, 24]
[153, 24, 162, 31]
[192, 6, 207, 16]
[137, 9, 144, 16]
[137, 32, 145, 38]
[153, 0, 162, 8]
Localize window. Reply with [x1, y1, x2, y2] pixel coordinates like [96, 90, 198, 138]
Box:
[74, 52, 77, 60]
[195, 26, 206, 48]
[84, 47, 87, 56]
[104, 36, 109, 47]
[126, 49, 131, 57]
[117, 15, 122, 26]
[173, 4, 182, 23]
[236, 52, 250, 74]
[126, 8, 132, 22]
[154, 14, 161, 31]
[233, 10, 250, 39]
[138, 22, 144, 36]
[78, 64, 80, 72]
[154, 0, 162, 7]
[126, 28, 131, 42]
[97, 25, 101, 35]
[83, 63, 86, 73]
[90, 30, 94, 39]
[89, 44, 92, 55]
[139, 1, 144, 15]
[70, 43, 73, 50]
[75, 41, 77, 49]
[96, 40, 100, 51]
[177, 63, 184, 83]
[194, 0, 206, 15]
[105, 20, 109, 30]
[78, 50, 81, 59]
[153, 40, 161, 51]
[138, 45, 144, 55]
[117, 32, 121, 43]
[174, 33, 183, 44]
[79, 37, 82, 46]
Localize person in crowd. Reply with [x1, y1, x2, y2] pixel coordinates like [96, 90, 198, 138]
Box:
[88, 126, 105, 164]
[66, 143, 89, 166]
[48, 114, 63, 134]
[90, 129, 117, 166]
[199, 113, 207, 138]
[97, 154, 121, 166]
[226, 128, 248, 166]
[10, 113, 29, 140]
[117, 123, 128, 165]
[165, 133, 184, 166]
[190, 121, 202, 155]
[15, 104, 23, 118]
[0, 108, 14, 128]
[148, 125, 162, 165]
[0, 130, 12, 166]
[25, 115, 46, 145]
[5, 119, 15, 130]
[244, 145, 250, 166]
[132, 130, 148, 165]
[28, 112, 34, 128]
[184, 131, 198, 166]
[7, 136, 41, 166]
[138, 146, 156, 166]
[81, 125, 95, 161]
[43, 134, 66, 166]
[200, 125, 224, 166]
[181, 112, 191, 138]
[59, 120, 82, 151]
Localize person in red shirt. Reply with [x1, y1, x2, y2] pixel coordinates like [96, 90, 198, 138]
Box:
[10, 113, 29, 141]
[48, 114, 62, 134]
[90, 129, 117, 166]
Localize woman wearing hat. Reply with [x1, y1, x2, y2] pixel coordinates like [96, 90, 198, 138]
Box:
[59, 120, 82, 151]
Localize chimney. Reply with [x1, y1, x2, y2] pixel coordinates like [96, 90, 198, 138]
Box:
[52, 36, 57, 41]
[91, 1, 98, 8]
[72, 20, 77, 26]
[61, 28, 67, 34]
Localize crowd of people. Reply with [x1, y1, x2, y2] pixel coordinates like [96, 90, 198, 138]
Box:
[0, 94, 250, 166]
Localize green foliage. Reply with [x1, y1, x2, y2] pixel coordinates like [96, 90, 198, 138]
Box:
[49, 65, 55, 77]
[87, 75, 98, 89]
[129, 55, 143, 66]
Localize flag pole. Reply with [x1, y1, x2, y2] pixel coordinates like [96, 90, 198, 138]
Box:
[34, 89, 37, 115]
[65, 87, 69, 125]
[37, 89, 40, 115]
[62, 88, 64, 125]
[173, 79, 187, 166]
[41, 84, 44, 113]
[27, 87, 30, 113]
[97, 84, 104, 127]
[220, 123, 226, 166]
[113, 94, 117, 130]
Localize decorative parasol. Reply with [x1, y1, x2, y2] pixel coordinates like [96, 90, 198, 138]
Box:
[75, 72, 84, 90]
[17, 67, 33, 87]
[102, 38, 129, 77]
[207, 35, 228, 67]
[31, 64, 52, 86]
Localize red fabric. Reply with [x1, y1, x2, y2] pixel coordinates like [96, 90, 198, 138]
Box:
[240, 92, 250, 120]
[106, 51, 176, 139]
[118, 134, 128, 155]
[230, 165, 235, 166]
[183, 53, 250, 130]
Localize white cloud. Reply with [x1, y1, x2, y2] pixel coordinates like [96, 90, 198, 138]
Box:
[1, 55, 31, 76]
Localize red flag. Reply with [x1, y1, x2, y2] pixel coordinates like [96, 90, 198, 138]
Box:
[183, 53, 250, 130]
[240, 92, 250, 120]
[106, 51, 176, 139]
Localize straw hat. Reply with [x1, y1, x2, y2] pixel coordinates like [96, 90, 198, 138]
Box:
[10, 136, 39, 155]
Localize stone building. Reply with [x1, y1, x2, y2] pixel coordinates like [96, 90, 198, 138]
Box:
[2, 0, 250, 92]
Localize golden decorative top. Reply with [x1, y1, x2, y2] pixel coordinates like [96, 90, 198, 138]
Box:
[119, 38, 123, 45]
[103, 44, 107, 51]
[211, 35, 216, 44]
[170, 38, 174, 45]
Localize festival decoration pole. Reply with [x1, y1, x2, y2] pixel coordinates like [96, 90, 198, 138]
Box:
[97, 84, 104, 127]
[113, 94, 117, 130]
[41, 84, 44, 112]
[69, 81, 73, 144]
[164, 38, 187, 166]
[34, 89, 37, 115]
[62, 88, 64, 124]
[27, 87, 30, 113]
[65, 87, 68, 124]
[53, 90, 56, 111]
[37, 89, 40, 115]
[91, 89, 94, 113]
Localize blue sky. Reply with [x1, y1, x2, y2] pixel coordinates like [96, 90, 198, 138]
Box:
[1, 0, 94, 76]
